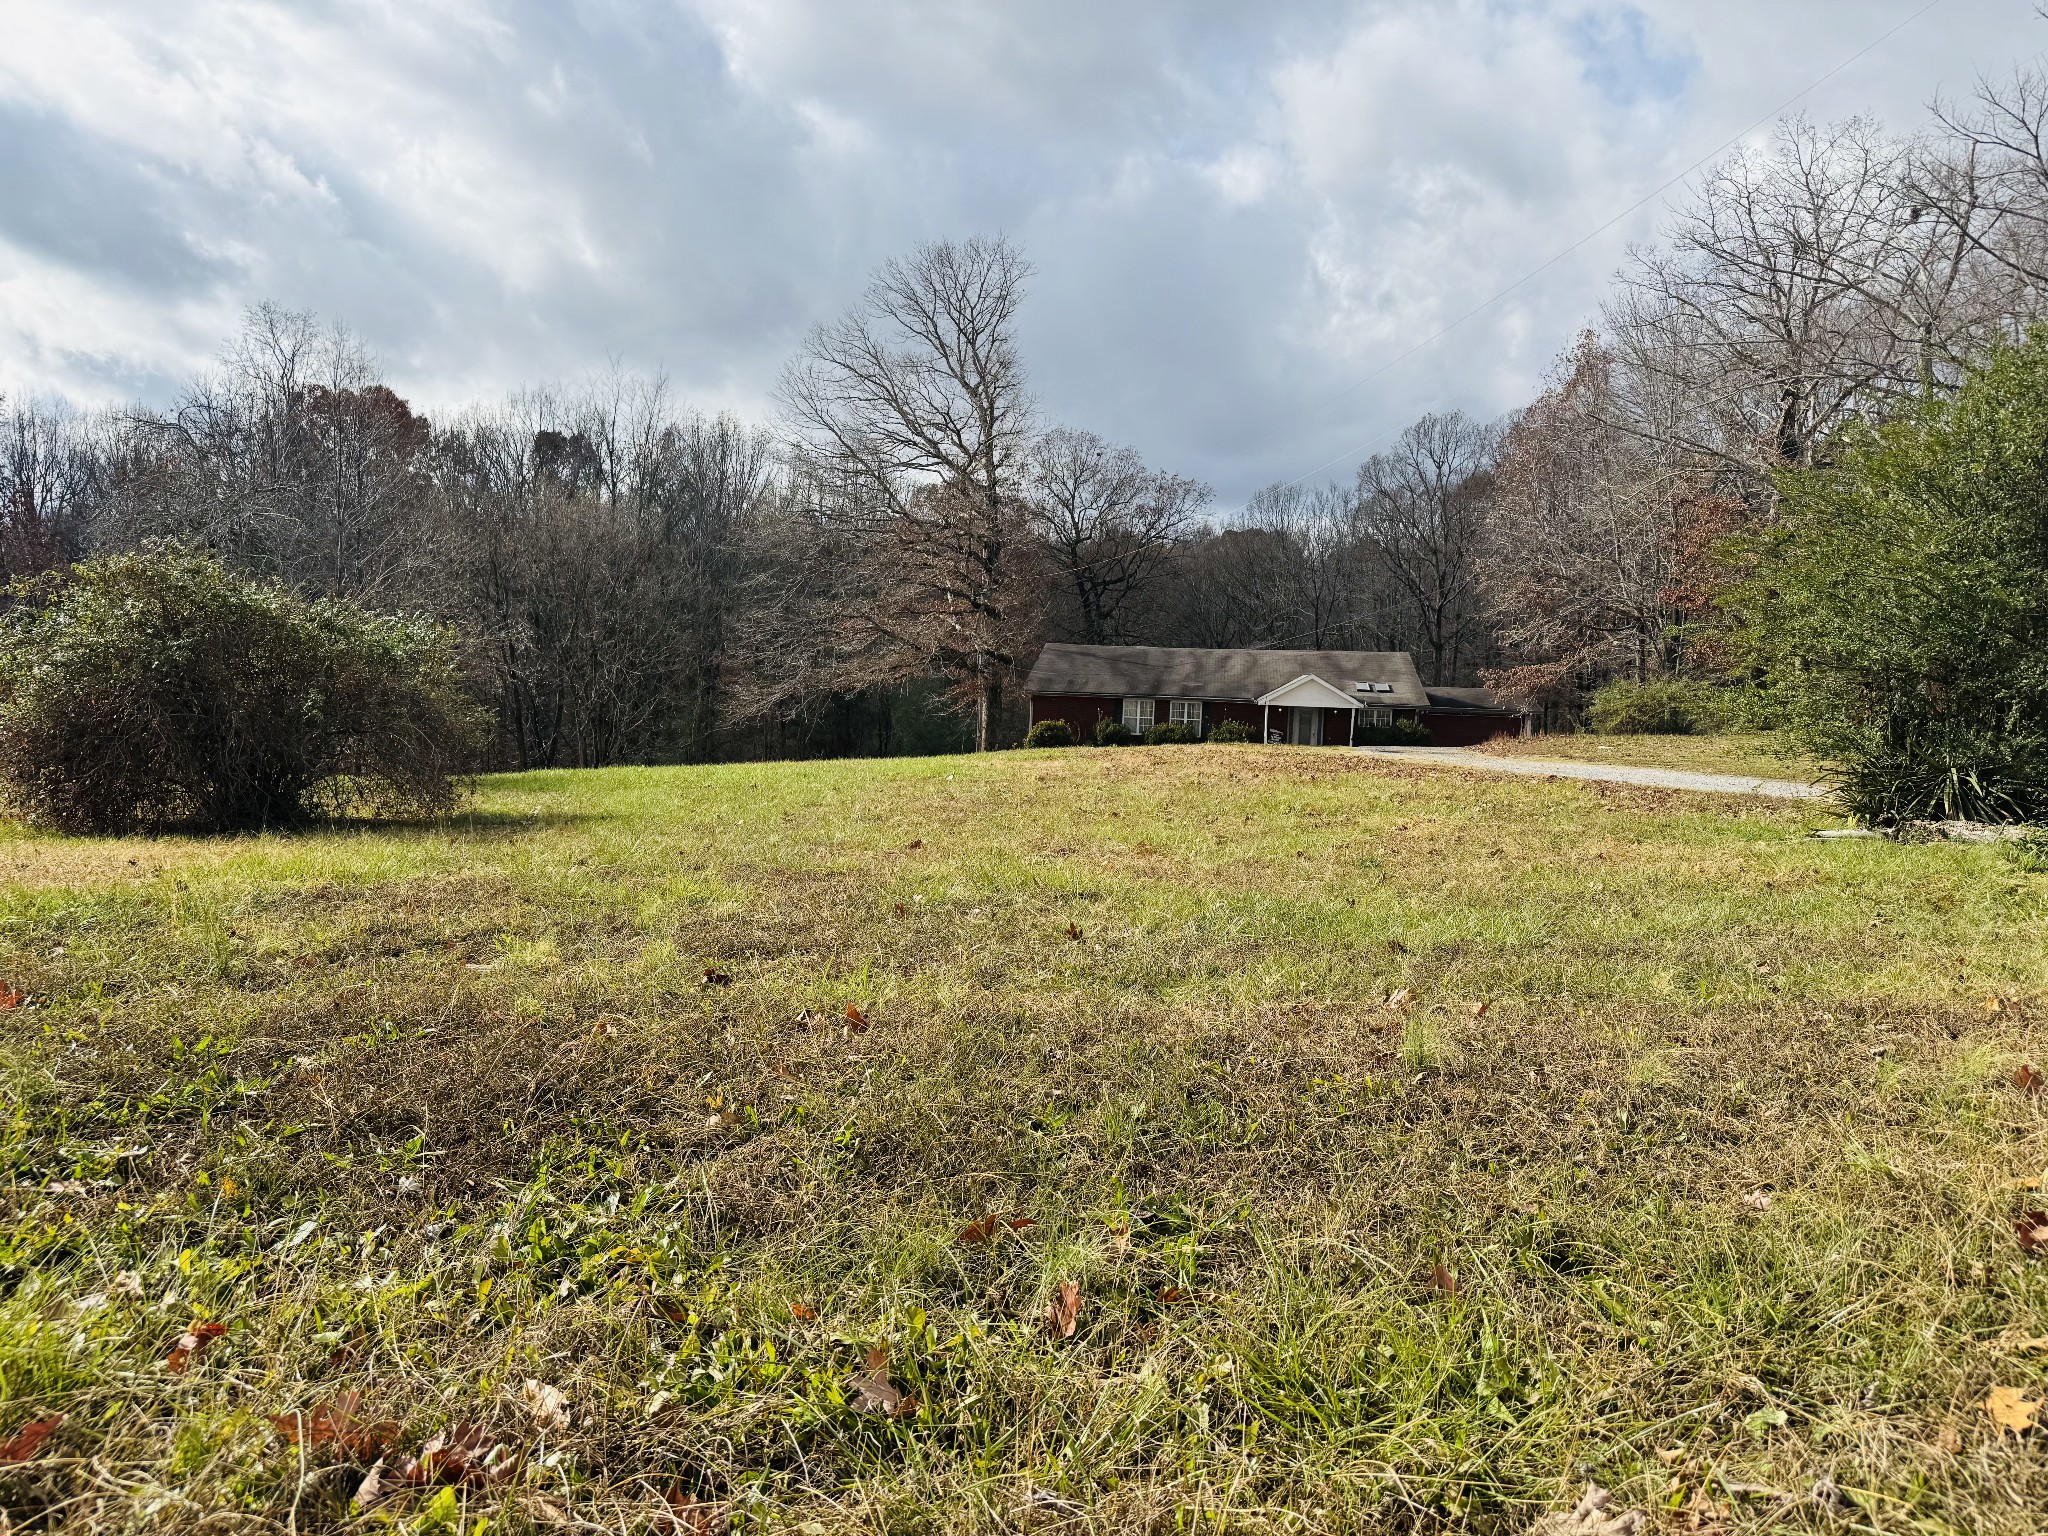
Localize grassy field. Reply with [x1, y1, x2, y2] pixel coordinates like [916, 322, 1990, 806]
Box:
[1478, 733, 1818, 781]
[2, 744, 2045, 1535]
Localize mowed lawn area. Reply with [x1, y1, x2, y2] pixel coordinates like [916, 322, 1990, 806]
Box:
[3, 747, 2046, 1534]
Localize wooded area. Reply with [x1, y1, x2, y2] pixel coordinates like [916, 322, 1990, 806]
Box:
[8, 64, 2048, 765]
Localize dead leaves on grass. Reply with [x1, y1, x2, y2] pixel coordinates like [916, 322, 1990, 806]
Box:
[1986, 1384, 2042, 1436]
[0, 984, 23, 1010]
[269, 1392, 397, 1460]
[2015, 1062, 2044, 1095]
[957, 1212, 1035, 1245]
[1528, 1483, 1646, 1536]
[850, 1346, 917, 1418]
[165, 1319, 228, 1371]
[0, 1414, 64, 1463]
[2015, 1210, 2048, 1256]
[1044, 1280, 1082, 1338]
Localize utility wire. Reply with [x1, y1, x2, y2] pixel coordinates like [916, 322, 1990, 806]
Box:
[1276, 0, 1951, 490]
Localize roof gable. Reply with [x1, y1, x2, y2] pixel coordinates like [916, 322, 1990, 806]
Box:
[1254, 674, 1359, 710]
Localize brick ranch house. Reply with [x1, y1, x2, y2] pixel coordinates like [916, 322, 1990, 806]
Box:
[1024, 644, 1527, 747]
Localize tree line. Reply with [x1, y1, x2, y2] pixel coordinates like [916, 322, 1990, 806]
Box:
[9, 57, 2048, 762]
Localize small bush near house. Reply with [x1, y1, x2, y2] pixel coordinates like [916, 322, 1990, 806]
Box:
[1092, 717, 1136, 747]
[1021, 719, 1076, 748]
[1730, 330, 2048, 825]
[1205, 718, 1254, 743]
[1143, 720, 1198, 745]
[1588, 678, 1745, 735]
[1355, 717, 1433, 747]
[0, 552, 488, 834]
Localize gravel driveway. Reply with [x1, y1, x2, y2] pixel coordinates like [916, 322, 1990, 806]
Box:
[1353, 745, 1829, 801]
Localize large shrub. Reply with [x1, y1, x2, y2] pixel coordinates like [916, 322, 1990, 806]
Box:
[0, 553, 488, 833]
[1143, 720, 1198, 745]
[1092, 717, 1136, 747]
[1022, 719, 1076, 748]
[1729, 333, 2048, 825]
[1587, 678, 1746, 735]
[1205, 719, 1254, 743]
[1354, 717, 1432, 747]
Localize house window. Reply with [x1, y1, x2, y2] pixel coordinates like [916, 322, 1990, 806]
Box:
[1367, 707, 1393, 728]
[1121, 697, 1155, 734]
[1169, 699, 1203, 732]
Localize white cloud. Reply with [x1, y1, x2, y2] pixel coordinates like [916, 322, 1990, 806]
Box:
[0, 0, 2033, 499]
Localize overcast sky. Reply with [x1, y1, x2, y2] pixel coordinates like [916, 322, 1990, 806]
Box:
[0, 0, 2039, 505]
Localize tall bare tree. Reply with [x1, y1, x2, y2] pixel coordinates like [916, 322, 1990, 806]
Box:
[1477, 335, 1694, 686]
[1608, 117, 2014, 477]
[777, 236, 1039, 750]
[1027, 426, 1208, 643]
[1353, 412, 1498, 684]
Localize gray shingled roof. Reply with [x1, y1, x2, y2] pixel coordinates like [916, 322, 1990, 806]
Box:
[1025, 644, 1429, 709]
[1423, 685, 1521, 715]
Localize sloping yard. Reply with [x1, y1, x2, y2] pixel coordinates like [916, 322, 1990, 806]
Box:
[2, 745, 2044, 1533]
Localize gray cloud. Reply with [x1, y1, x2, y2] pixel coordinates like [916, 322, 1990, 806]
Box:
[0, 0, 2035, 503]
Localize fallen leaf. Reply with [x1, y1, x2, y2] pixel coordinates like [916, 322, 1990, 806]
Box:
[1065, 921, 1083, 941]
[1988, 995, 2008, 1016]
[269, 1392, 396, 1459]
[1469, 1000, 1490, 1018]
[1934, 1424, 1962, 1455]
[1987, 1384, 2041, 1435]
[1997, 1332, 2048, 1352]
[399, 1421, 518, 1486]
[1428, 1262, 1459, 1297]
[892, 902, 907, 917]
[166, 1319, 229, 1371]
[789, 1303, 817, 1321]
[844, 1003, 869, 1032]
[1156, 1285, 1185, 1305]
[1045, 1280, 1082, 1338]
[905, 838, 923, 850]
[2015, 1063, 2045, 1095]
[659, 1489, 728, 1535]
[2016, 1210, 2048, 1255]
[355, 1458, 386, 1505]
[1386, 988, 1413, 1010]
[1742, 1189, 1773, 1212]
[0, 985, 22, 1009]
[521, 1379, 570, 1433]
[958, 1214, 999, 1245]
[1528, 1483, 1647, 1536]
[0, 1414, 63, 1463]
[850, 1346, 916, 1417]
[1006, 1215, 1037, 1233]
[703, 967, 732, 987]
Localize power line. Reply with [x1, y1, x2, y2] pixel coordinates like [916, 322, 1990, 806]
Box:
[1276, 0, 1950, 490]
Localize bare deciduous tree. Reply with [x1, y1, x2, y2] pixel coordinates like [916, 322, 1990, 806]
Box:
[1353, 411, 1498, 684]
[1609, 117, 2015, 476]
[778, 236, 1039, 750]
[1478, 335, 1694, 685]
[1028, 426, 1208, 644]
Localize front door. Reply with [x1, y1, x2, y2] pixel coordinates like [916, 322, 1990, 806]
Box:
[1286, 706, 1323, 746]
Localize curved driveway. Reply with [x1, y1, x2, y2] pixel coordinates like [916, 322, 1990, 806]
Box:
[1353, 745, 1829, 801]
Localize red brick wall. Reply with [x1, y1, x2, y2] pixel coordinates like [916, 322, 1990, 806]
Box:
[1029, 694, 1121, 737]
[1421, 710, 1522, 747]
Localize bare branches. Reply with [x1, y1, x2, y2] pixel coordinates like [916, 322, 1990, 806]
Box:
[775, 236, 1038, 749]
[1027, 427, 1208, 644]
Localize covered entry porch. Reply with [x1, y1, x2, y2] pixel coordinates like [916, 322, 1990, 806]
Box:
[1254, 674, 1391, 746]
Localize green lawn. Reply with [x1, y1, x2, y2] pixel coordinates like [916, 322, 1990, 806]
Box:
[2, 746, 2045, 1533]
